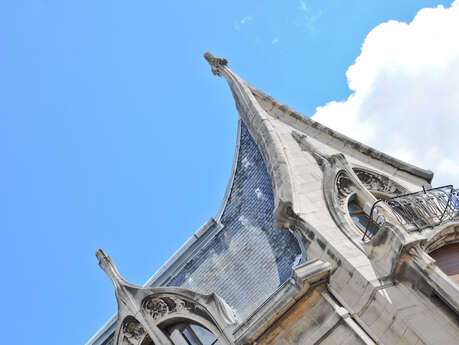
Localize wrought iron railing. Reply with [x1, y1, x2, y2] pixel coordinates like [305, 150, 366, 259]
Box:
[363, 185, 459, 240]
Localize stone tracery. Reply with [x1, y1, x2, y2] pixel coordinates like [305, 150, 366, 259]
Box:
[335, 168, 407, 202]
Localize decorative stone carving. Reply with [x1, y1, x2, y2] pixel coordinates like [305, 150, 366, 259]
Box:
[204, 52, 228, 76]
[335, 170, 353, 199]
[142, 295, 200, 322]
[120, 318, 145, 345]
[353, 168, 406, 196]
[336, 168, 407, 202]
[171, 296, 186, 312]
[144, 298, 168, 320]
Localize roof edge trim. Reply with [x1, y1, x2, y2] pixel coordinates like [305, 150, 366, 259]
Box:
[215, 119, 242, 221]
[249, 86, 434, 184]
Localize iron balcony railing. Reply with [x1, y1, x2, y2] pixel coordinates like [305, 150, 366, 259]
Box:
[363, 185, 459, 240]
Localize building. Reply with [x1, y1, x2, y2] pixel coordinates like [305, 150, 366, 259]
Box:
[87, 53, 459, 345]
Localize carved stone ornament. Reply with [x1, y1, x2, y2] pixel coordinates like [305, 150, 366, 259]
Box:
[204, 52, 228, 76]
[335, 170, 353, 199]
[142, 295, 201, 322]
[120, 317, 146, 345]
[144, 298, 168, 320]
[353, 168, 406, 196]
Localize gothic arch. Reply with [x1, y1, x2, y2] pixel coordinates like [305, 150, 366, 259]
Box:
[97, 250, 236, 345]
[140, 292, 232, 342]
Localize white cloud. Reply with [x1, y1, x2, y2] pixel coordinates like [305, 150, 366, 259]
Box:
[234, 16, 252, 31]
[272, 37, 279, 45]
[311, 1, 459, 186]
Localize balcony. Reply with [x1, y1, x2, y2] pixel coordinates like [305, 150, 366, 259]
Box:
[363, 185, 459, 240]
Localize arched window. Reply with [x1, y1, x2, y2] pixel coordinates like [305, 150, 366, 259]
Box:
[347, 200, 372, 238]
[430, 243, 459, 285]
[167, 323, 222, 345]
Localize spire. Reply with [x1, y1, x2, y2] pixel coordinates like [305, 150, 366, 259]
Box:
[203, 51, 298, 230]
[203, 52, 433, 185]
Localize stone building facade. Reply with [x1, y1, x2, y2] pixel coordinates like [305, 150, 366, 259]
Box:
[87, 53, 459, 345]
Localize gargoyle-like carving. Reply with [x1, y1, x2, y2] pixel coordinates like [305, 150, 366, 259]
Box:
[204, 52, 228, 76]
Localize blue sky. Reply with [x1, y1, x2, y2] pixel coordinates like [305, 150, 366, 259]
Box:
[1, 1, 456, 344]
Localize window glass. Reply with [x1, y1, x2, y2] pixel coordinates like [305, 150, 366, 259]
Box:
[348, 200, 373, 238]
[189, 325, 219, 345]
[351, 213, 370, 231]
[169, 323, 221, 345]
[182, 327, 200, 345]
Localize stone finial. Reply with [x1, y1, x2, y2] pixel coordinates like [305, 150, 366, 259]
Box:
[204, 52, 228, 76]
[96, 249, 130, 291]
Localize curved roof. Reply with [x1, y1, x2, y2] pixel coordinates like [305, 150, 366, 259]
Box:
[87, 120, 302, 345]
